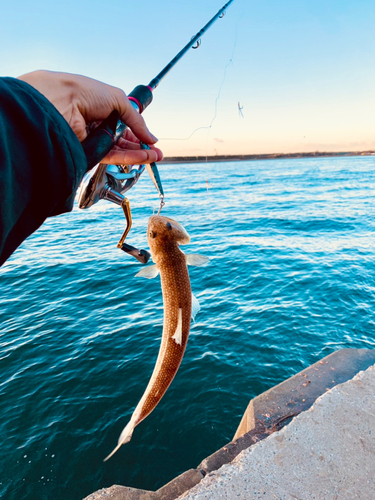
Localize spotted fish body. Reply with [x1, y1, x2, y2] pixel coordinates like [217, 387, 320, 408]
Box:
[105, 215, 208, 460]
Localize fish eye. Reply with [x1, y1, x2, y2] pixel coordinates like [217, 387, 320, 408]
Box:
[150, 231, 157, 239]
[166, 222, 173, 230]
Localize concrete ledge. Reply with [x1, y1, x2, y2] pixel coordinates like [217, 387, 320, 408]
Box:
[84, 348, 375, 500]
[86, 486, 152, 500]
[177, 363, 375, 499]
[84, 470, 204, 500]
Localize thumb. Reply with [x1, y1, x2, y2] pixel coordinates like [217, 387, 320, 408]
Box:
[69, 107, 90, 142]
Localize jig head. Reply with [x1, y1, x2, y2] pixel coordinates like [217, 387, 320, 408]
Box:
[140, 143, 165, 216]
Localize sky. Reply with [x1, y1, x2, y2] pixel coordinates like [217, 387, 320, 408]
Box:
[1, 0, 375, 156]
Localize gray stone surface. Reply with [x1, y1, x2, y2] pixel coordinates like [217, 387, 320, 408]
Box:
[84, 350, 375, 500]
[177, 365, 375, 500]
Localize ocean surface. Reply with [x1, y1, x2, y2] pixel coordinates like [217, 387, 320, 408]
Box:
[1, 156, 375, 499]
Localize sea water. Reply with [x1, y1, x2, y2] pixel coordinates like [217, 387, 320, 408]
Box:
[1, 156, 375, 499]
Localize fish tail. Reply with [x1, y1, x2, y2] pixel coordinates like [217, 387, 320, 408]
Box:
[103, 419, 136, 462]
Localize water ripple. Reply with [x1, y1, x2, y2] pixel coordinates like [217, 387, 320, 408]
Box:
[1, 156, 375, 499]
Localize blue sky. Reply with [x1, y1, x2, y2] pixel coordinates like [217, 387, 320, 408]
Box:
[1, 0, 374, 156]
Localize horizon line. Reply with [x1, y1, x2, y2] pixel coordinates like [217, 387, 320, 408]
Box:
[160, 150, 375, 164]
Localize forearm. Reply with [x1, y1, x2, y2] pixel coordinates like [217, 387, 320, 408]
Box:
[0, 77, 87, 266]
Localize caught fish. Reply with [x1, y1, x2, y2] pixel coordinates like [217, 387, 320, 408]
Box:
[105, 215, 209, 460]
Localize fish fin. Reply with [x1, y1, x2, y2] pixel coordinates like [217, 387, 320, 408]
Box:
[135, 265, 159, 279]
[185, 254, 210, 267]
[191, 294, 201, 322]
[172, 309, 183, 346]
[104, 419, 135, 462]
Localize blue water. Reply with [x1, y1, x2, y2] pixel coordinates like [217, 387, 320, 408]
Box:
[1, 156, 375, 499]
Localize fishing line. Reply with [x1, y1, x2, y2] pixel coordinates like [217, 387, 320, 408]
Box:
[208, 13, 241, 130]
[204, 13, 242, 162]
[159, 6, 243, 143]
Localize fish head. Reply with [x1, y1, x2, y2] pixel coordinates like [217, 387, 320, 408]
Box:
[147, 216, 190, 254]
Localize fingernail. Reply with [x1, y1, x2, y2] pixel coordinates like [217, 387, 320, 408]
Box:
[149, 131, 158, 142]
[149, 151, 158, 163]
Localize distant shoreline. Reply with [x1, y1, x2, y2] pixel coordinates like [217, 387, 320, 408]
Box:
[160, 151, 375, 164]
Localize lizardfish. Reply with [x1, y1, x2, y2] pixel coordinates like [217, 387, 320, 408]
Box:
[105, 215, 209, 460]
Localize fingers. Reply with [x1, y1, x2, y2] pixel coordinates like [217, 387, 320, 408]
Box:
[122, 128, 140, 144]
[116, 135, 163, 155]
[115, 135, 164, 160]
[103, 127, 164, 164]
[102, 145, 163, 165]
[112, 88, 158, 145]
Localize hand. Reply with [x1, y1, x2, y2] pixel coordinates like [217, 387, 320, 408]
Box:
[18, 70, 163, 165]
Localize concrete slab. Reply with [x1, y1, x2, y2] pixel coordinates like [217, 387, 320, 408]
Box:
[177, 364, 375, 500]
[84, 349, 375, 500]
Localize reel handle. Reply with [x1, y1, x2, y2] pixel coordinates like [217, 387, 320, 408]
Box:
[81, 85, 154, 170]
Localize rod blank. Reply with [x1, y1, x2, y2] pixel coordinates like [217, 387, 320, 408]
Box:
[148, 0, 235, 90]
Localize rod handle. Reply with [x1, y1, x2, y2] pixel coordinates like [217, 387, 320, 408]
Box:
[81, 110, 123, 170]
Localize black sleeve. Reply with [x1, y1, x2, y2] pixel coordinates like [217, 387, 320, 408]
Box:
[0, 77, 88, 266]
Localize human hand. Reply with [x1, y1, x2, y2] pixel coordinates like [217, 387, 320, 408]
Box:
[18, 70, 163, 165]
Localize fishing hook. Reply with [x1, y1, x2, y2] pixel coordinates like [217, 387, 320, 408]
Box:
[192, 37, 201, 49]
[157, 195, 165, 216]
[219, 11, 226, 18]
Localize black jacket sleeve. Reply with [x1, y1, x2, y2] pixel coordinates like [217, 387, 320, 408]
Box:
[0, 77, 88, 266]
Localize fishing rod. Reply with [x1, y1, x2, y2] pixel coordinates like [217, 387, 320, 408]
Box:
[78, 0, 235, 263]
[149, 0, 235, 90]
